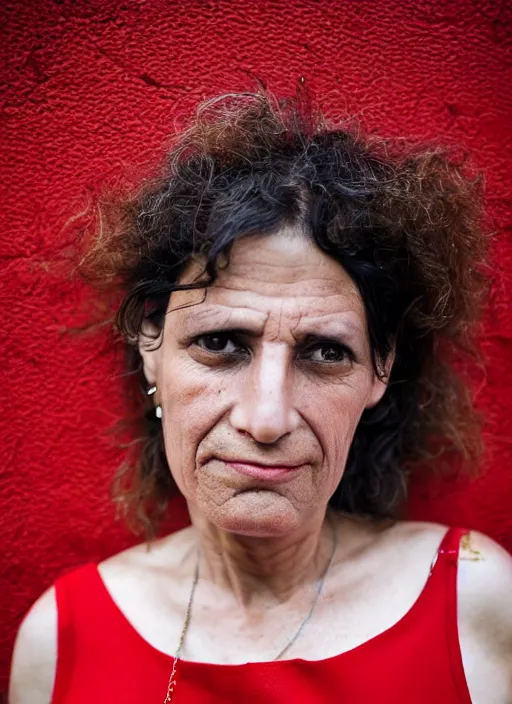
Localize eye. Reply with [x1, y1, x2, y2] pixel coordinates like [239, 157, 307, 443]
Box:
[304, 343, 353, 364]
[194, 332, 244, 355]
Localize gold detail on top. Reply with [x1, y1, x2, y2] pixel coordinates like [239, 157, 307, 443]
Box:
[460, 532, 484, 562]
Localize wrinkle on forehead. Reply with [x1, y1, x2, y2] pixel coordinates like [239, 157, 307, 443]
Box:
[167, 230, 368, 342]
[201, 284, 365, 325]
[170, 303, 269, 337]
[176, 229, 361, 294]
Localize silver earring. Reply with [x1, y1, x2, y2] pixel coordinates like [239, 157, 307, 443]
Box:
[146, 385, 161, 418]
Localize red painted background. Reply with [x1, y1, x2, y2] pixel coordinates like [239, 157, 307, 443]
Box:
[2, 0, 511, 693]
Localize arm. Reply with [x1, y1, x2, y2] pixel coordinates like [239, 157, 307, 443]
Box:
[458, 531, 512, 702]
[8, 587, 58, 704]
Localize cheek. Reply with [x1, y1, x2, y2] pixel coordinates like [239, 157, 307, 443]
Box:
[159, 358, 224, 496]
[303, 378, 371, 490]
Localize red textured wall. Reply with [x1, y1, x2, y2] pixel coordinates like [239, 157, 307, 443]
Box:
[2, 0, 511, 692]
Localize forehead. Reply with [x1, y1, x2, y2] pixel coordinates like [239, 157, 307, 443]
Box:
[169, 230, 366, 329]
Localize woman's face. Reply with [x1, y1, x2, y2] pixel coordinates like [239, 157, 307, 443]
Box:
[140, 228, 392, 537]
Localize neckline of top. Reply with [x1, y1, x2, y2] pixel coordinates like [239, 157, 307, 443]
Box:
[89, 525, 461, 669]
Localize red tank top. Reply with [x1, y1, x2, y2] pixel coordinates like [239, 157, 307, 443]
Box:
[51, 526, 473, 703]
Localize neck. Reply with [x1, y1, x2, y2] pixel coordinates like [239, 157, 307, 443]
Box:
[187, 506, 337, 607]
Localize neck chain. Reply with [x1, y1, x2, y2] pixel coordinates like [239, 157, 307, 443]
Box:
[163, 519, 338, 703]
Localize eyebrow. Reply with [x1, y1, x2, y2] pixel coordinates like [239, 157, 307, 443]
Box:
[292, 314, 366, 341]
[172, 305, 268, 336]
[174, 305, 366, 344]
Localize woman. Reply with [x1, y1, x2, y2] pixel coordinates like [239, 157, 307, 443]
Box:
[9, 91, 512, 703]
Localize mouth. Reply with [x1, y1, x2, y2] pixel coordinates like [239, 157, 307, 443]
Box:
[216, 458, 305, 483]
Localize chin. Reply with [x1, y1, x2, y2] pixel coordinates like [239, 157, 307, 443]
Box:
[205, 491, 303, 538]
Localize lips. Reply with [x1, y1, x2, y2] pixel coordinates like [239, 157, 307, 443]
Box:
[216, 458, 305, 483]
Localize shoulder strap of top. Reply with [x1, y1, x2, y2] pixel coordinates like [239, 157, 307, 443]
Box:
[429, 526, 472, 703]
[52, 563, 99, 704]
[428, 526, 467, 572]
[438, 526, 469, 561]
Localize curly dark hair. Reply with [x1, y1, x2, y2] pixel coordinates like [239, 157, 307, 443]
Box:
[79, 90, 490, 539]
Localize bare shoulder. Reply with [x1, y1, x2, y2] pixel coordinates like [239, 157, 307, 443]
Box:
[454, 530, 512, 700]
[376, 518, 450, 556]
[457, 530, 512, 634]
[389, 519, 512, 600]
[9, 529, 195, 704]
[8, 586, 57, 704]
[459, 529, 512, 581]
[391, 519, 449, 543]
[98, 525, 196, 584]
[388, 523, 512, 699]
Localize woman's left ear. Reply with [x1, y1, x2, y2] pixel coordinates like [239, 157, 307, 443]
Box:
[365, 348, 395, 409]
[138, 320, 163, 387]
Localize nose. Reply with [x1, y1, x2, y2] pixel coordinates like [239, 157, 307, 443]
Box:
[229, 343, 301, 444]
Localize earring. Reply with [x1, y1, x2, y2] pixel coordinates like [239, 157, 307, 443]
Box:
[147, 385, 162, 419]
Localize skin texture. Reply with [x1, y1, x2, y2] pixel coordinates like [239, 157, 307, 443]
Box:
[139, 227, 391, 600]
[9, 230, 512, 703]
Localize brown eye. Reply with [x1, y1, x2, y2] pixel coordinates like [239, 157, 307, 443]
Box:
[307, 344, 352, 363]
[195, 333, 241, 354]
